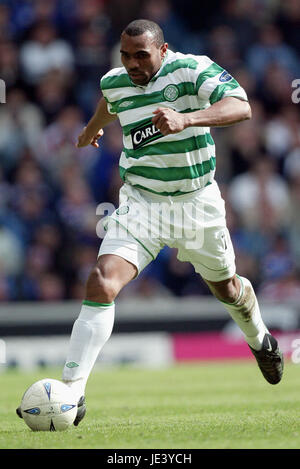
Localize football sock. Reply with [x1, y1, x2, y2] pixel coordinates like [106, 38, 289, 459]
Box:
[62, 300, 115, 400]
[220, 275, 268, 351]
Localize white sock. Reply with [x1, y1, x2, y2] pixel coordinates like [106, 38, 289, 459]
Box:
[62, 300, 115, 400]
[221, 276, 268, 351]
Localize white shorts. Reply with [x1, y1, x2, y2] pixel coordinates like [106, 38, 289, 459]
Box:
[98, 181, 236, 282]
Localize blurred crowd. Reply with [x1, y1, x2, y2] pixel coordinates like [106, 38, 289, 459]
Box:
[0, 0, 300, 302]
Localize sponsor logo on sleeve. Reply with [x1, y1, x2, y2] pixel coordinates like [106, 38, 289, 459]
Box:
[219, 70, 233, 82]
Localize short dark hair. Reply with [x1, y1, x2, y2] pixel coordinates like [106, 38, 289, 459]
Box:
[122, 19, 164, 48]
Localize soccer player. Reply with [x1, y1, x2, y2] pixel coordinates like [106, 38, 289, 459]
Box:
[47, 20, 286, 425]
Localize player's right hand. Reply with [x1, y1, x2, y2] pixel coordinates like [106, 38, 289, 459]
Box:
[76, 127, 104, 148]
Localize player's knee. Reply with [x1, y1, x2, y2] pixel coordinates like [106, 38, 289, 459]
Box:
[85, 266, 118, 303]
[218, 282, 239, 304]
[207, 277, 240, 304]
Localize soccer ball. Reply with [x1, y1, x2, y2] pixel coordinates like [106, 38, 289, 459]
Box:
[19, 378, 77, 431]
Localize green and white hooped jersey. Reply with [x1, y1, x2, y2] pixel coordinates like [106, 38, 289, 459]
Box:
[100, 50, 248, 197]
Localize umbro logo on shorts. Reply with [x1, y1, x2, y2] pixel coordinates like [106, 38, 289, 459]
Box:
[130, 120, 163, 150]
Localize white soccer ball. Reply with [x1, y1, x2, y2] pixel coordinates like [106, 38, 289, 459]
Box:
[20, 378, 77, 431]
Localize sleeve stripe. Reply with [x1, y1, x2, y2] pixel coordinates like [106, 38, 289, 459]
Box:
[195, 62, 224, 93]
[209, 80, 240, 104]
[101, 74, 133, 90]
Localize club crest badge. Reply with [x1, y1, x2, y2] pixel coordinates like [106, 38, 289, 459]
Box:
[116, 206, 129, 215]
[163, 84, 179, 102]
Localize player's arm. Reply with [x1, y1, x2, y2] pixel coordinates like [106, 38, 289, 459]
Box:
[152, 97, 251, 136]
[184, 96, 251, 128]
[76, 97, 118, 148]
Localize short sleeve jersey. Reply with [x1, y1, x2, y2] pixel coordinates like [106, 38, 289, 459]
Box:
[100, 49, 248, 196]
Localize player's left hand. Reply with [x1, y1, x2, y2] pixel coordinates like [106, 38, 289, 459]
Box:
[152, 107, 187, 135]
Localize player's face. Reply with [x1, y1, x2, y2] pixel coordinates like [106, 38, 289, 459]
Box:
[120, 32, 168, 86]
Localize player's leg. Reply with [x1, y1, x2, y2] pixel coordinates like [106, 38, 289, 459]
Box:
[15, 254, 138, 424]
[175, 181, 283, 384]
[203, 274, 268, 351]
[62, 253, 137, 404]
[203, 274, 284, 385]
[61, 189, 161, 424]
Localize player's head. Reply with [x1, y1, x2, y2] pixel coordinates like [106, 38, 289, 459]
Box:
[120, 19, 168, 85]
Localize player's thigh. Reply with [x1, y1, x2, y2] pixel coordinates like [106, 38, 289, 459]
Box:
[97, 216, 162, 294]
[177, 224, 236, 282]
[175, 182, 236, 282]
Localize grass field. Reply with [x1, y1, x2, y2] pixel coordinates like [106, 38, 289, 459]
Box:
[0, 360, 299, 449]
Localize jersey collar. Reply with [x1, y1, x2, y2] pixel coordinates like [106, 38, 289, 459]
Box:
[149, 49, 170, 83]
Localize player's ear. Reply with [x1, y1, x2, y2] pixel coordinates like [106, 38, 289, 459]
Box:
[161, 43, 168, 59]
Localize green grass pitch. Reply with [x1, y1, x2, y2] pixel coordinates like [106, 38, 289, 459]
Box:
[0, 360, 299, 449]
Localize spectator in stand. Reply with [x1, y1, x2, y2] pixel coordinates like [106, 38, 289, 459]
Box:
[34, 71, 74, 124]
[209, 0, 257, 58]
[36, 272, 66, 301]
[0, 0, 299, 301]
[0, 89, 44, 173]
[13, 241, 59, 301]
[75, 0, 109, 30]
[0, 275, 13, 301]
[258, 270, 300, 304]
[258, 63, 296, 114]
[33, 222, 64, 273]
[9, 0, 59, 41]
[284, 149, 300, 181]
[276, 0, 300, 56]
[264, 105, 300, 164]
[228, 156, 290, 234]
[207, 25, 242, 71]
[11, 158, 56, 246]
[0, 3, 14, 40]
[36, 106, 98, 179]
[285, 172, 300, 270]
[20, 21, 74, 85]
[260, 234, 295, 283]
[246, 24, 300, 83]
[0, 167, 12, 214]
[224, 117, 265, 177]
[0, 222, 24, 276]
[56, 174, 98, 243]
[161, 249, 209, 297]
[12, 158, 54, 207]
[75, 26, 109, 118]
[0, 41, 20, 90]
[67, 244, 99, 299]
